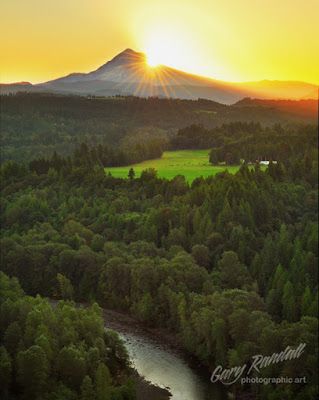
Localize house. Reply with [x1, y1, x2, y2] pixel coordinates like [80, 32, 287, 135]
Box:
[259, 160, 278, 165]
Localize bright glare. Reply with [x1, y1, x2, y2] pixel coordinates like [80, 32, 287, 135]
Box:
[147, 54, 160, 68]
[144, 27, 193, 71]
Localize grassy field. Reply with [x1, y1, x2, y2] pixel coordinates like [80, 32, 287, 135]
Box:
[105, 150, 242, 183]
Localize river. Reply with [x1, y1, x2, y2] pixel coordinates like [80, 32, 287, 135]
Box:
[103, 309, 227, 400]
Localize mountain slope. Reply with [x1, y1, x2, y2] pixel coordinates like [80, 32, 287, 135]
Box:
[1, 49, 318, 104]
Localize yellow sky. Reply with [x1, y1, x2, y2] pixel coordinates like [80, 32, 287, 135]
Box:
[1, 0, 318, 84]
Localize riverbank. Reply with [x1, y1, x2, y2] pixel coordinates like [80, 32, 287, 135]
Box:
[103, 308, 213, 377]
[49, 299, 171, 399]
[49, 299, 224, 399]
[131, 370, 171, 400]
[102, 307, 224, 400]
[103, 308, 182, 352]
[103, 308, 173, 399]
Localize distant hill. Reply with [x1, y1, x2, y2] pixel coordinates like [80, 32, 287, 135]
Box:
[0, 81, 39, 93]
[1, 49, 317, 104]
[235, 98, 318, 120]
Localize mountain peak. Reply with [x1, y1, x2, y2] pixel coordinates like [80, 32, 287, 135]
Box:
[112, 48, 145, 62]
[121, 48, 137, 55]
[92, 48, 146, 74]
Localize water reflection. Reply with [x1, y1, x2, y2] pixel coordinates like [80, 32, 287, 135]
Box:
[115, 329, 225, 400]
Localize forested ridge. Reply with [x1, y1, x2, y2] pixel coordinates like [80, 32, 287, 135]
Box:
[1, 93, 317, 162]
[1, 118, 318, 399]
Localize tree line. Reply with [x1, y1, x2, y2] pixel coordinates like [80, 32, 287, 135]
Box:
[171, 122, 317, 170]
[29, 136, 165, 175]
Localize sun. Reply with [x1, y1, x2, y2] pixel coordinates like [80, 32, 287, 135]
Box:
[143, 26, 196, 72]
[147, 53, 160, 68]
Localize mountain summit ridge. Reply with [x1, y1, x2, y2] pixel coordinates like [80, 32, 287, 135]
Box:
[93, 48, 146, 71]
[1, 49, 317, 104]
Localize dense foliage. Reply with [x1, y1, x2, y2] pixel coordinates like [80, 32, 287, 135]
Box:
[1, 93, 316, 162]
[172, 123, 317, 169]
[0, 272, 135, 400]
[1, 119, 318, 399]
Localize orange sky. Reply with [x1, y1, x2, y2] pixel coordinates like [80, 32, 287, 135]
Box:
[1, 0, 318, 84]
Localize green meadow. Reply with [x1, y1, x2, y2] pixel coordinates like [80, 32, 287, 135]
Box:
[105, 149, 241, 183]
